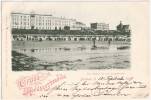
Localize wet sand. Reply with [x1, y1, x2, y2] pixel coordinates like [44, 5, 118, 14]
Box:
[12, 41, 130, 71]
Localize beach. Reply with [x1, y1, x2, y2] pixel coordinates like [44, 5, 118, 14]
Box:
[12, 41, 130, 71]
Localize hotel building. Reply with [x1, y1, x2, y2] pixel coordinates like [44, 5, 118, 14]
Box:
[11, 12, 86, 30]
[90, 23, 109, 31]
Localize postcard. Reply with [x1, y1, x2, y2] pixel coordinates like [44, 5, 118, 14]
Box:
[1, 0, 150, 100]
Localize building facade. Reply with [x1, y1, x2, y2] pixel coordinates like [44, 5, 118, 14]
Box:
[116, 21, 130, 33]
[11, 12, 85, 30]
[90, 23, 109, 31]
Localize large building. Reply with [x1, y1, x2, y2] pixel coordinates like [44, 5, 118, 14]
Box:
[69, 21, 86, 30]
[116, 21, 130, 33]
[11, 12, 86, 30]
[90, 23, 109, 31]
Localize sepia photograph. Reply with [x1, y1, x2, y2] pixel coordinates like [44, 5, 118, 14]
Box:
[11, 3, 131, 71]
[1, 1, 149, 100]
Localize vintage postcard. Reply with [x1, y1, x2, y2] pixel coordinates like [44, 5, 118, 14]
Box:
[1, 0, 150, 100]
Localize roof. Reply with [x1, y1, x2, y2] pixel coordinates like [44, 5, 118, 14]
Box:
[11, 12, 76, 21]
[76, 22, 85, 25]
[11, 12, 52, 16]
[91, 23, 108, 25]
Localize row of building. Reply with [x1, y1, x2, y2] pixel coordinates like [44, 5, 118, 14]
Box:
[11, 12, 130, 32]
[11, 12, 86, 30]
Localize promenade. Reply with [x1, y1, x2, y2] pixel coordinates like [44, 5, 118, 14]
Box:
[12, 34, 130, 42]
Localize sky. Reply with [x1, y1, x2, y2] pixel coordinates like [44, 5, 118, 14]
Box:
[5, 2, 148, 30]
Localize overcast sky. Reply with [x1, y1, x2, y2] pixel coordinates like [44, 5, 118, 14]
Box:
[6, 2, 147, 30]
